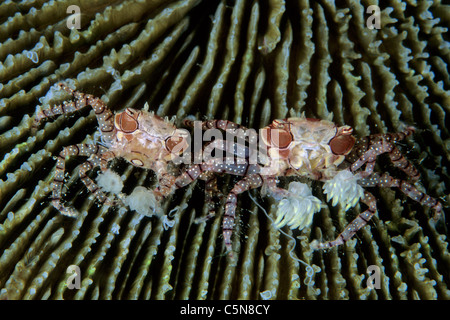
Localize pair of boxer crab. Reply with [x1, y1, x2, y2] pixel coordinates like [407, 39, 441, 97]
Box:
[32, 83, 443, 255]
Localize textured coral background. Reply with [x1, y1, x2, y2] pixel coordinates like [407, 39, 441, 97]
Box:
[0, 0, 449, 299]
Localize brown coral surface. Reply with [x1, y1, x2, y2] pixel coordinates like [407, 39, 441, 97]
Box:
[0, 0, 449, 300]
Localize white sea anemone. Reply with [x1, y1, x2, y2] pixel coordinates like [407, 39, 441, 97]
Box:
[322, 169, 364, 211]
[95, 169, 124, 195]
[123, 186, 162, 217]
[38, 79, 76, 105]
[274, 181, 322, 230]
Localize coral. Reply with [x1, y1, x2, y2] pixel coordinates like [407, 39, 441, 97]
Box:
[0, 0, 449, 300]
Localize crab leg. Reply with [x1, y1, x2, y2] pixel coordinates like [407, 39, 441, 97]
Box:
[202, 171, 222, 220]
[155, 171, 177, 200]
[262, 176, 292, 200]
[33, 83, 116, 144]
[190, 172, 223, 223]
[361, 173, 442, 221]
[172, 160, 260, 189]
[52, 144, 112, 217]
[311, 190, 377, 249]
[387, 144, 420, 180]
[152, 160, 223, 220]
[202, 138, 261, 165]
[350, 127, 415, 159]
[348, 127, 419, 179]
[166, 160, 263, 252]
[184, 119, 247, 132]
[223, 174, 264, 253]
[350, 137, 393, 176]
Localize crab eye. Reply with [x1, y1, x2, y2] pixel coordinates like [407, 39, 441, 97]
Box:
[165, 135, 188, 154]
[274, 129, 292, 148]
[271, 119, 289, 130]
[116, 111, 138, 133]
[261, 128, 292, 149]
[340, 125, 353, 135]
[329, 135, 355, 155]
[125, 108, 137, 116]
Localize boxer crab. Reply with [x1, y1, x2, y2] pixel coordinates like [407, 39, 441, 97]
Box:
[32, 83, 190, 217]
[178, 117, 443, 254]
